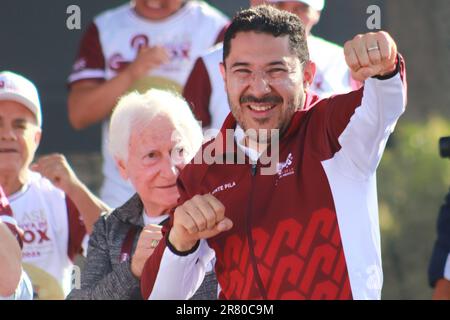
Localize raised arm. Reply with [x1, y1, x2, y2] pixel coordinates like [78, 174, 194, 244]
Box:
[31, 153, 110, 234]
[312, 31, 406, 178]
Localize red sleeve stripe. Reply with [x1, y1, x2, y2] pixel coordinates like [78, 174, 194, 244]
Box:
[68, 22, 106, 84]
[182, 57, 212, 127]
[66, 196, 87, 262]
[214, 24, 229, 44]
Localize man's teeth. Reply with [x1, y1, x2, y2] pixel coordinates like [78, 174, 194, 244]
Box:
[146, 1, 162, 9]
[248, 105, 274, 111]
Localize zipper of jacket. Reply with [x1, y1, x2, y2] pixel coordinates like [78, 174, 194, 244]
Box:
[245, 162, 268, 299]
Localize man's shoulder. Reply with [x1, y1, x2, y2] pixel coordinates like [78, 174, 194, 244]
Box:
[202, 43, 224, 63]
[309, 34, 343, 52]
[308, 35, 346, 66]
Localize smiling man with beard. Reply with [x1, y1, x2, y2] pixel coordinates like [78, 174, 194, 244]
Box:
[141, 5, 407, 300]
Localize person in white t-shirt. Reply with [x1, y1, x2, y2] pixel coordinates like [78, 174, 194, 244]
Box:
[0, 185, 33, 300]
[67, 0, 229, 208]
[183, 0, 357, 133]
[0, 71, 110, 299]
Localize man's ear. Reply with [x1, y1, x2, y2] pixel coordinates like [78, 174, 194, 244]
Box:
[302, 60, 316, 89]
[34, 129, 42, 146]
[116, 158, 129, 180]
[220, 62, 226, 82]
[311, 10, 321, 28]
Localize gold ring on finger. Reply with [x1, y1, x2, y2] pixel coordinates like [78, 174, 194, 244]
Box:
[150, 239, 159, 248]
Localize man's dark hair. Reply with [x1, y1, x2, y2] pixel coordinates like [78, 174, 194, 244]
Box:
[223, 5, 309, 64]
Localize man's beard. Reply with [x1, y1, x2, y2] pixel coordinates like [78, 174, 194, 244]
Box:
[228, 93, 302, 145]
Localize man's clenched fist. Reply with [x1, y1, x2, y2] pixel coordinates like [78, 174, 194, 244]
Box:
[344, 31, 398, 82]
[169, 194, 233, 252]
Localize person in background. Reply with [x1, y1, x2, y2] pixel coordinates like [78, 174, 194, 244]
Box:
[268, 0, 357, 97]
[0, 71, 109, 299]
[429, 189, 450, 299]
[67, 0, 229, 208]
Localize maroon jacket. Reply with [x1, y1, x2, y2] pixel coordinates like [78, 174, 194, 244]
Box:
[141, 58, 406, 300]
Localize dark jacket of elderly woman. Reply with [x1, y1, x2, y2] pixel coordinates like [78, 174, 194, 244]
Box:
[67, 194, 217, 300]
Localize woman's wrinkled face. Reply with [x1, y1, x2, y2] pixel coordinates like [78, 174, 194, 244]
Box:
[118, 115, 186, 215]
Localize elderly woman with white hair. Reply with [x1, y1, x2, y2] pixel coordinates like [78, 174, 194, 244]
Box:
[67, 89, 216, 300]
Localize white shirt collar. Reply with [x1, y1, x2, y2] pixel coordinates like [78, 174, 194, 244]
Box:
[234, 125, 264, 162]
[142, 210, 169, 226]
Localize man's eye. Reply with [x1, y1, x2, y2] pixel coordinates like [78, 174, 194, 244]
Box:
[147, 152, 156, 159]
[14, 124, 27, 130]
[235, 69, 251, 75]
[268, 68, 287, 76]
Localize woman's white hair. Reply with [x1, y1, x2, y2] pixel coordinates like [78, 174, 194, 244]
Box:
[108, 89, 203, 163]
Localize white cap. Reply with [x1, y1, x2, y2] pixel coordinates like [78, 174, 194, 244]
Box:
[0, 71, 42, 127]
[268, 0, 325, 12]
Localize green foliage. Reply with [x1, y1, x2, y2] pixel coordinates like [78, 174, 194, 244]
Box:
[378, 117, 450, 299]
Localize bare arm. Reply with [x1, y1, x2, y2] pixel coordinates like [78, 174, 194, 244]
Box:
[68, 46, 169, 130]
[68, 74, 134, 130]
[32, 154, 111, 234]
[0, 222, 22, 297]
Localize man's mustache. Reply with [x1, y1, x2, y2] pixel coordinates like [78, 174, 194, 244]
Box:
[240, 95, 283, 104]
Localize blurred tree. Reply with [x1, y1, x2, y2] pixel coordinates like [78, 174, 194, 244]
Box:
[379, 117, 450, 299]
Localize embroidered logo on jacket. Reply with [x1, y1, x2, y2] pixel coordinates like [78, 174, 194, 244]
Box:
[276, 153, 295, 184]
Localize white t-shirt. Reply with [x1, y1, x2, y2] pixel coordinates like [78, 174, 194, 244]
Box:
[8, 171, 86, 299]
[142, 211, 169, 226]
[69, 1, 229, 208]
[308, 34, 354, 98]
